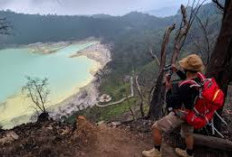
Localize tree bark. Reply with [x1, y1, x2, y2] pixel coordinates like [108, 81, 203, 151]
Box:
[206, 1, 232, 93]
[171, 5, 190, 64]
[148, 5, 189, 120]
[206, 1, 232, 129]
[148, 24, 175, 120]
[193, 134, 232, 151]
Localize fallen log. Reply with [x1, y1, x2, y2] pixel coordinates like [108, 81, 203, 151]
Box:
[194, 134, 232, 151]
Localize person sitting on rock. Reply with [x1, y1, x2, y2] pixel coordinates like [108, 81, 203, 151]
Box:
[142, 54, 204, 157]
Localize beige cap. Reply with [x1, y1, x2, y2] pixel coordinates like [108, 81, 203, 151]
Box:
[179, 54, 204, 72]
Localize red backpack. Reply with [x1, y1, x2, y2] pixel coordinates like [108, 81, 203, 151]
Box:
[179, 73, 225, 129]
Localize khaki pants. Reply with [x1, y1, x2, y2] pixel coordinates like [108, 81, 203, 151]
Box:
[152, 112, 194, 137]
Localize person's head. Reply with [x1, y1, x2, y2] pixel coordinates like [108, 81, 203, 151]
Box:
[179, 54, 204, 78]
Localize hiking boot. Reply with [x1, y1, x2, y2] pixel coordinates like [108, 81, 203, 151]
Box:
[142, 148, 161, 157]
[175, 148, 193, 157]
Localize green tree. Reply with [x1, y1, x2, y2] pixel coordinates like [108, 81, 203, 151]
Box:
[0, 17, 9, 35]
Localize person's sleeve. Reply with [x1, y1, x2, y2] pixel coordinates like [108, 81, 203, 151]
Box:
[166, 84, 181, 110]
[179, 84, 197, 110]
[166, 89, 172, 107]
[176, 70, 186, 80]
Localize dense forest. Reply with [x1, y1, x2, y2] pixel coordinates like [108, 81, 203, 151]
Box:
[0, 3, 221, 79]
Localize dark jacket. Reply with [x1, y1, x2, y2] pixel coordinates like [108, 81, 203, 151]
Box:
[166, 70, 199, 111]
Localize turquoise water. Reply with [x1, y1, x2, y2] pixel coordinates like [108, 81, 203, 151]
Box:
[0, 42, 97, 128]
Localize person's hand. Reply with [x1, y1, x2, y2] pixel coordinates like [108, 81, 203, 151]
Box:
[171, 64, 178, 72]
[165, 73, 171, 82]
[165, 74, 172, 90]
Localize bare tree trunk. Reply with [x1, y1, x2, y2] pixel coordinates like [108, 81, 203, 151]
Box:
[148, 24, 175, 120]
[135, 75, 145, 118]
[206, 1, 232, 94]
[206, 1, 232, 129]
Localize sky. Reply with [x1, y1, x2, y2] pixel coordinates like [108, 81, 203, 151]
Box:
[0, 0, 211, 16]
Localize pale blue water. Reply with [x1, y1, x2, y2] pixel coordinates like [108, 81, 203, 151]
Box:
[0, 42, 96, 128]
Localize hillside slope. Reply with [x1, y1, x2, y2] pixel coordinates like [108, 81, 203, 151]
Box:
[1, 116, 232, 157]
[0, 11, 171, 46]
[0, 117, 151, 157]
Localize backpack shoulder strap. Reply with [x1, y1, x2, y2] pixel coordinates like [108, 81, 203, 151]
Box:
[179, 72, 206, 88]
[197, 72, 206, 82]
[179, 79, 201, 88]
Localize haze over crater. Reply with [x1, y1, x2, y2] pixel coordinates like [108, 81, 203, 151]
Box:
[0, 0, 210, 17]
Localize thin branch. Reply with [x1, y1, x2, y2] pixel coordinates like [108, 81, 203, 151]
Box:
[188, 0, 196, 28]
[195, 15, 211, 64]
[212, 0, 224, 10]
[28, 87, 44, 112]
[135, 75, 145, 118]
[189, 0, 207, 27]
[22, 77, 49, 113]
[190, 33, 204, 55]
[161, 24, 176, 68]
[149, 48, 160, 65]
[179, 0, 207, 51]
[172, 5, 190, 64]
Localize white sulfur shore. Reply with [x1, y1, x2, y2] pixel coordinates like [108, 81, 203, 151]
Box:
[49, 41, 111, 120]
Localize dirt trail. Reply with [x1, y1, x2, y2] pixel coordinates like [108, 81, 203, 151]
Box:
[90, 126, 150, 156]
[0, 117, 152, 157]
[75, 117, 151, 157]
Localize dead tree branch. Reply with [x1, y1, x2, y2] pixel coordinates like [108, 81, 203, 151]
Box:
[22, 77, 50, 114]
[195, 15, 211, 64]
[135, 75, 145, 118]
[179, 0, 207, 53]
[149, 48, 160, 66]
[171, 5, 190, 64]
[172, 1, 205, 63]
[148, 24, 175, 119]
[161, 24, 176, 69]
[212, 0, 225, 11]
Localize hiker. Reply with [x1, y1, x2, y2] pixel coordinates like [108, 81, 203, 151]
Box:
[142, 54, 205, 157]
